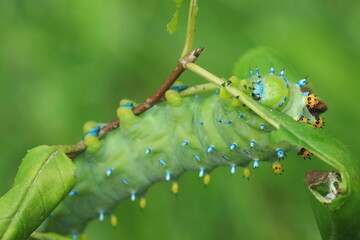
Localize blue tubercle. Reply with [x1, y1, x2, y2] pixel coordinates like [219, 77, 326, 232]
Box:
[223, 155, 230, 160]
[84, 125, 100, 138]
[297, 78, 307, 87]
[159, 158, 167, 166]
[165, 171, 171, 181]
[199, 168, 205, 177]
[169, 85, 188, 92]
[238, 114, 244, 118]
[302, 92, 311, 96]
[230, 164, 236, 175]
[194, 154, 201, 161]
[217, 119, 222, 123]
[69, 190, 78, 196]
[72, 231, 78, 239]
[250, 140, 256, 148]
[207, 145, 215, 153]
[99, 211, 105, 221]
[182, 141, 189, 146]
[145, 148, 152, 154]
[120, 102, 134, 109]
[106, 168, 114, 177]
[121, 178, 129, 185]
[277, 149, 285, 159]
[230, 143, 237, 151]
[253, 159, 260, 169]
[259, 124, 265, 130]
[280, 70, 285, 77]
[215, 89, 219, 95]
[250, 70, 254, 77]
[225, 120, 232, 125]
[270, 67, 275, 74]
[130, 191, 136, 201]
[244, 149, 252, 154]
[199, 121, 204, 125]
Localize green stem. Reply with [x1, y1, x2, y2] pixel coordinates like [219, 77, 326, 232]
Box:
[185, 62, 280, 128]
[180, 0, 199, 58]
[179, 83, 218, 96]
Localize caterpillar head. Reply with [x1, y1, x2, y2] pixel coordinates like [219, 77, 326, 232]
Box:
[250, 74, 289, 109]
[233, 67, 327, 122]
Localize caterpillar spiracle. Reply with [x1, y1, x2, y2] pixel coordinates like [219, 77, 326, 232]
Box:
[39, 49, 327, 238]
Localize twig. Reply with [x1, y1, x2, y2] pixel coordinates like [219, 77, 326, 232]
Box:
[98, 47, 203, 138]
[66, 48, 204, 158]
[181, 0, 199, 58]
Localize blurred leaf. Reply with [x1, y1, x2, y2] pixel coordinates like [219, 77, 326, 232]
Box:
[167, 0, 183, 34]
[0, 146, 77, 240]
[234, 48, 360, 239]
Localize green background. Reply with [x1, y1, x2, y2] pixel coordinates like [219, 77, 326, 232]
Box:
[0, 0, 359, 239]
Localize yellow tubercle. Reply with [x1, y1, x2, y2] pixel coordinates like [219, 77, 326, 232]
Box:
[80, 233, 88, 240]
[139, 197, 147, 209]
[110, 214, 118, 227]
[165, 90, 182, 106]
[220, 87, 231, 100]
[117, 106, 135, 119]
[243, 168, 251, 179]
[171, 182, 179, 194]
[271, 162, 284, 175]
[83, 121, 97, 134]
[231, 97, 241, 107]
[203, 174, 211, 185]
[84, 134, 101, 153]
[239, 79, 248, 91]
[229, 76, 239, 87]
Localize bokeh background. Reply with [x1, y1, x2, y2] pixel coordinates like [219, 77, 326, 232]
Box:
[0, 0, 359, 239]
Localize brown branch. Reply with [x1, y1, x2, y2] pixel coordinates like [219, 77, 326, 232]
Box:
[67, 47, 204, 159]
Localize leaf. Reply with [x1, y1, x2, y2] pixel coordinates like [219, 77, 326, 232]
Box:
[30, 231, 73, 240]
[233, 47, 360, 239]
[233, 46, 301, 81]
[0, 145, 77, 240]
[166, 0, 183, 34]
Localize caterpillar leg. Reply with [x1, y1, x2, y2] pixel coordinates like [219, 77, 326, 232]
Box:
[298, 148, 313, 160]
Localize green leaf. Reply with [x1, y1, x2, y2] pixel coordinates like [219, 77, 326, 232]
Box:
[233, 48, 360, 239]
[166, 0, 183, 34]
[0, 145, 77, 240]
[30, 231, 73, 240]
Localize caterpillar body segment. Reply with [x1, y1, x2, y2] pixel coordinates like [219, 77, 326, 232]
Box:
[41, 64, 326, 237]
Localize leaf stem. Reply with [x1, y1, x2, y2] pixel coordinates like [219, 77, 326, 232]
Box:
[181, 0, 199, 58]
[179, 83, 218, 96]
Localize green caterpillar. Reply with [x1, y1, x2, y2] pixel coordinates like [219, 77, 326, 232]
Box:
[39, 48, 327, 238]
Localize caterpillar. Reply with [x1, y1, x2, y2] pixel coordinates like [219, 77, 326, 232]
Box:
[39, 50, 327, 238]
